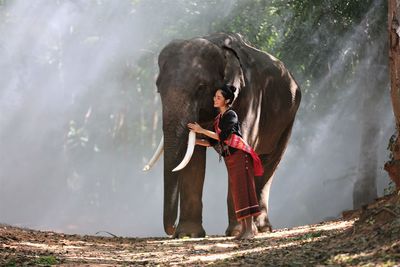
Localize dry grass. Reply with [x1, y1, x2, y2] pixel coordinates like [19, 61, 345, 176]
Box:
[1, 193, 399, 266]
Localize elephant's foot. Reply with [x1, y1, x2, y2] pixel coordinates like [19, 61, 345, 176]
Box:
[172, 221, 205, 238]
[255, 212, 273, 232]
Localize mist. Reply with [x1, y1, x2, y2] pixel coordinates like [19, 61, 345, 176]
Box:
[269, 0, 390, 228]
[0, 0, 391, 237]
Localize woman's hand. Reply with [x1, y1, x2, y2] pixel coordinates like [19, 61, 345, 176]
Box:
[187, 122, 204, 134]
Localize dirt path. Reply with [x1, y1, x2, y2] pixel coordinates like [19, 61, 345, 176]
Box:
[1, 194, 400, 266]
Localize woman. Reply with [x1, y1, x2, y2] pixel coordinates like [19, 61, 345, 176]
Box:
[188, 84, 264, 239]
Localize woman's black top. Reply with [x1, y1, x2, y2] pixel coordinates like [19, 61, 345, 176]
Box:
[209, 109, 242, 157]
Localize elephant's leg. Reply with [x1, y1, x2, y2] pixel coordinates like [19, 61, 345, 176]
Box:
[255, 119, 295, 232]
[254, 172, 274, 232]
[173, 146, 206, 238]
[225, 178, 241, 236]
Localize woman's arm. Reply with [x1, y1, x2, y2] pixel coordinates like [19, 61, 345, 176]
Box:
[188, 122, 219, 141]
[199, 129, 219, 140]
[196, 139, 211, 147]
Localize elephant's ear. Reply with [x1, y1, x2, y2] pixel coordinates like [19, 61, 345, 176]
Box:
[222, 48, 245, 93]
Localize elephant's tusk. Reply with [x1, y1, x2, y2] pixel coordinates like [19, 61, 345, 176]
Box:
[172, 130, 196, 172]
[143, 136, 164, 171]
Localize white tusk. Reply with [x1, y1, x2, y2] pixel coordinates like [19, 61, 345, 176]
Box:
[143, 136, 164, 171]
[172, 130, 196, 172]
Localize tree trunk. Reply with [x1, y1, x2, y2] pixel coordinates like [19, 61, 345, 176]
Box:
[385, 0, 400, 190]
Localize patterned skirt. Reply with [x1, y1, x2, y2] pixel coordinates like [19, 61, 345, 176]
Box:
[224, 149, 261, 220]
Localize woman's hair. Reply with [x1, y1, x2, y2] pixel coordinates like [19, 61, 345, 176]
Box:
[217, 84, 237, 106]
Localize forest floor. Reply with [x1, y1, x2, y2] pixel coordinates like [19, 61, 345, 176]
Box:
[1, 192, 400, 266]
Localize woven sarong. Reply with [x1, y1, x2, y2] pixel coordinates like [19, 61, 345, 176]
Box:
[224, 150, 261, 220]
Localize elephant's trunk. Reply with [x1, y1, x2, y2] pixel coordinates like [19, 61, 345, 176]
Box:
[162, 117, 197, 235]
[160, 88, 201, 235]
[163, 137, 180, 235]
[163, 167, 179, 235]
[163, 132, 189, 235]
[163, 130, 196, 234]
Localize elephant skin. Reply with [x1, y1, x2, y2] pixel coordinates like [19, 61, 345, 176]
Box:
[155, 32, 301, 238]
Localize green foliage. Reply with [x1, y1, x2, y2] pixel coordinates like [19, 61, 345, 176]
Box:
[387, 132, 397, 161]
[4, 260, 16, 267]
[66, 120, 90, 150]
[0, 0, 9, 6]
[60, 0, 388, 156]
[289, 231, 323, 241]
[63, 0, 387, 177]
[385, 133, 397, 196]
[3, 0, 384, 187]
[214, 0, 386, 86]
[384, 181, 397, 196]
[34, 255, 59, 265]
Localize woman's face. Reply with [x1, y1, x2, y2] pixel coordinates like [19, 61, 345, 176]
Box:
[213, 89, 228, 108]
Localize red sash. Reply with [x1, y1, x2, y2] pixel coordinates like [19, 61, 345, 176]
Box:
[214, 113, 264, 176]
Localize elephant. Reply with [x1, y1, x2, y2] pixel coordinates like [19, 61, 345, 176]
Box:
[144, 32, 301, 238]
